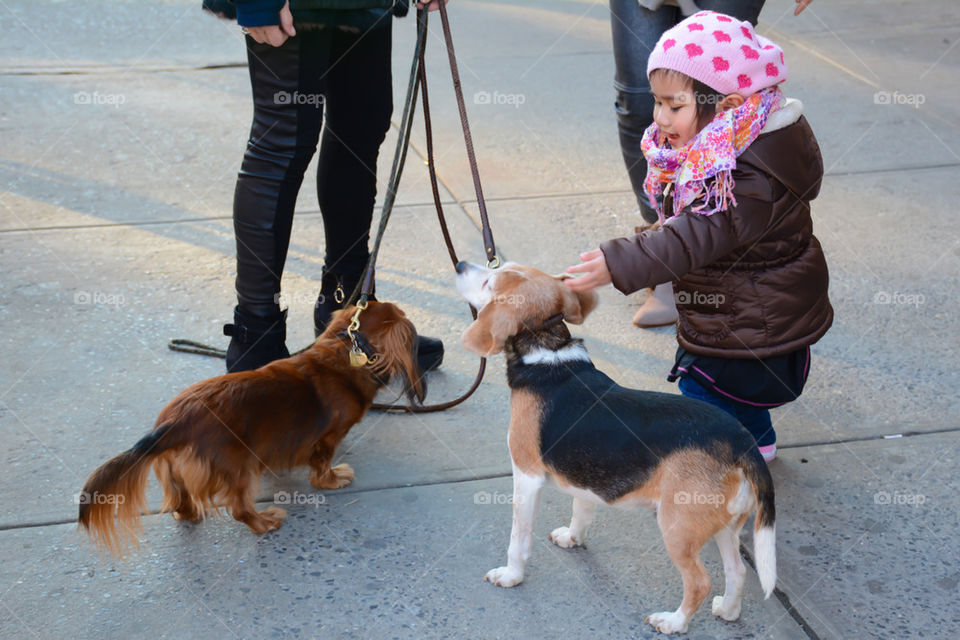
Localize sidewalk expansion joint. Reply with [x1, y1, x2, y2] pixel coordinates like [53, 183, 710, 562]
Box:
[3, 164, 955, 235]
[0, 472, 513, 534]
[780, 425, 960, 451]
[3, 431, 954, 532]
[0, 63, 248, 77]
[741, 543, 824, 640]
[0, 201, 457, 235]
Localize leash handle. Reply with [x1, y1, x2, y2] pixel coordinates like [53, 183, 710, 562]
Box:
[349, 8, 429, 307]
[436, 0, 498, 267]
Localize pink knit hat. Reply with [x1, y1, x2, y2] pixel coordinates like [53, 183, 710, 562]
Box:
[646, 11, 787, 95]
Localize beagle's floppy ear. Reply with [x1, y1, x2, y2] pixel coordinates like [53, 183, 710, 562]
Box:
[556, 274, 599, 325]
[461, 303, 518, 356]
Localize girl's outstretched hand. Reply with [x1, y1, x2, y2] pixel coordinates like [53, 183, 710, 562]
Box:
[794, 0, 813, 15]
[565, 249, 612, 292]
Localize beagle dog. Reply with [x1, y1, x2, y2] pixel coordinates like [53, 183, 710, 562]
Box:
[455, 262, 775, 635]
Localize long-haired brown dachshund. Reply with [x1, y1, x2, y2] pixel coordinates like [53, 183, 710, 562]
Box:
[78, 301, 424, 557]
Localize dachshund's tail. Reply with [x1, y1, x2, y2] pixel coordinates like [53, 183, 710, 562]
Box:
[77, 423, 179, 558]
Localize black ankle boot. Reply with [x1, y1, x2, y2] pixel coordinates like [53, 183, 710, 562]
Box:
[314, 267, 444, 372]
[416, 335, 444, 372]
[224, 306, 290, 373]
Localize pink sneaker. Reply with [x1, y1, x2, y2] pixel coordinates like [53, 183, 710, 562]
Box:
[759, 444, 777, 463]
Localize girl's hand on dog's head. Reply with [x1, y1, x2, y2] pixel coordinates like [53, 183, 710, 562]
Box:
[565, 249, 612, 292]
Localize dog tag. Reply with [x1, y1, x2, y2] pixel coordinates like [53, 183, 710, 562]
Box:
[349, 348, 368, 367]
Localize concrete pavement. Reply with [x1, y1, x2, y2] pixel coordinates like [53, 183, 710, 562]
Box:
[1, 0, 958, 637]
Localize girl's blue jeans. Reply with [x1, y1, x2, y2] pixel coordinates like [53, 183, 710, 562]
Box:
[678, 376, 777, 447]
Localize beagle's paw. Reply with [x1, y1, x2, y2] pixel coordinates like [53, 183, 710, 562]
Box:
[645, 610, 689, 635]
[548, 526, 584, 548]
[711, 595, 741, 621]
[484, 566, 523, 588]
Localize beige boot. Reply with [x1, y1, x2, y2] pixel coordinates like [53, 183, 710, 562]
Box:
[632, 282, 679, 328]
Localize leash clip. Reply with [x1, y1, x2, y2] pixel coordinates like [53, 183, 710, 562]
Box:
[346, 300, 378, 368]
[486, 255, 501, 269]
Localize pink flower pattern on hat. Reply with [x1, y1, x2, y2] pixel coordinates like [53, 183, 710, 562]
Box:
[648, 11, 788, 95]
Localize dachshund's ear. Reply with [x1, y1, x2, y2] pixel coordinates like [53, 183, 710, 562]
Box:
[461, 303, 517, 356]
[373, 315, 426, 403]
[556, 275, 599, 325]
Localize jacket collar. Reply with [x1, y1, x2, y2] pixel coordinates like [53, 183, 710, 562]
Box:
[761, 97, 803, 134]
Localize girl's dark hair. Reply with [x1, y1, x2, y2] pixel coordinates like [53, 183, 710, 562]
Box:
[649, 68, 726, 130]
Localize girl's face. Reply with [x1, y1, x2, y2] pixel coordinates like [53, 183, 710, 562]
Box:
[650, 73, 700, 149]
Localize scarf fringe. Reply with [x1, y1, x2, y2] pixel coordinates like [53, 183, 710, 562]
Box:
[690, 170, 738, 216]
[642, 86, 782, 219]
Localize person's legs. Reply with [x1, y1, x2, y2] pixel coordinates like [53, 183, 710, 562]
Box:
[678, 376, 777, 457]
[314, 22, 443, 372]
[227, 32, 328, 371]
[609, 0, 676, 224]
[610, 1, 681, 327]
[695, 0, 765, 25]
[315, 22, 393, 315]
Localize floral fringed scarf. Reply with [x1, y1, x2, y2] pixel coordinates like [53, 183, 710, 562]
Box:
[641, 86, 783, 221]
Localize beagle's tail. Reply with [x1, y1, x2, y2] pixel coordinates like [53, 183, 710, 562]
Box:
[743, 450, 776, 598]
[77, 423, 179, 558]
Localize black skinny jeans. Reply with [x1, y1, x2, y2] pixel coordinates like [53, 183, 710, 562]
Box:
[233, 24, 393, 317]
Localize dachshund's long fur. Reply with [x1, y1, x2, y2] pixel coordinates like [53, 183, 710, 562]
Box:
[78, 301, 424, 557]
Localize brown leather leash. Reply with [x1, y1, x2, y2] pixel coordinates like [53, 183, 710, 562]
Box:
[362, 4, 500, 412]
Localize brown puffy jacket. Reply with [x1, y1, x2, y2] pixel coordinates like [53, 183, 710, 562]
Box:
[601, 103, 833, 359]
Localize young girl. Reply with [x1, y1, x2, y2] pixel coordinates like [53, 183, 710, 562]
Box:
[566, 10, 832, 462]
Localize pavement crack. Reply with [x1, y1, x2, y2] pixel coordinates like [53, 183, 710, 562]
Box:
[741, 542, 824, 640]
[0, 471, 513, 534]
